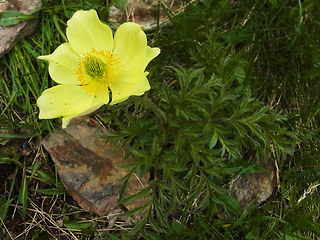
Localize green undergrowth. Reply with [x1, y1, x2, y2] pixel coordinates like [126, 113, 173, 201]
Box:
[1, 0, 320, 239]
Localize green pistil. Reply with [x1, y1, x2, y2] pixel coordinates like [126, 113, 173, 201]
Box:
[84, 55, 107, 80]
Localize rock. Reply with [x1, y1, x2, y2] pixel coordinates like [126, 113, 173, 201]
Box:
[230, 161, 277, 207]
[0, 0, 42, 58]
[42, 116, 150, 217]
[109, 0, 186, 30]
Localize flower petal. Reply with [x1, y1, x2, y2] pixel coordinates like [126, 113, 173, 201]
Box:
[110, 72, 150, 105]
[38, 43, 80, 85]
[61, 101, 103, 128]
[60, 102, 103, 128]
[113, 22, 160, 73]
[37, 84, 109, 125]
[144, 46, 160, 71]
[66, 9, 113, 56]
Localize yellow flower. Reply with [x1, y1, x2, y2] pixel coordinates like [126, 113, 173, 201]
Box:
[37, 9, 160, 128]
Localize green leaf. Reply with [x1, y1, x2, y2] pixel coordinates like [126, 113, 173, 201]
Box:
[64, 220, 92, 230]
[167, 165, 188, 172]
[31, 161, 42, 176]
[209, 131, 218, 149]
[35, 170, 63, 188]
[0, 10, 35, 27]
[122, 201, 151, 216]
[63, 218, 96, 234]
[0, 139, 9, 145]
[36, 188, 66, 195]
[170, 220, 185, 235]
[18, 175, 28, 217]
[131, 214, 148, 235]
[107, 234, 121, 240]
[119, 184, 152, 205]
[0, 153, 21, 166]
[0, 197, 12, 221]
[120, 231, 132, 240]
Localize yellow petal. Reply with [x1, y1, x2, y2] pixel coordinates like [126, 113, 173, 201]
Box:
[37, 84, 109, 122]
[66, 9, 113, 56]
[110, 72, 150, 105]
[61, 101, 104, 128]
[144, 46, 160, 71]
[61, 116, 75, 128]
[113, 22, 160, 73]
[38, 43, 80, 85]
[61, 99, 108, 128]
[62, 103, 104, 128]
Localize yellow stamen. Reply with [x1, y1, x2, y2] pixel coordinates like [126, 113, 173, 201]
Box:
[76, 49, 122, 93]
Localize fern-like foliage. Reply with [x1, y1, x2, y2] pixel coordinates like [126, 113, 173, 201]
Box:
[104, 25, 297, 238]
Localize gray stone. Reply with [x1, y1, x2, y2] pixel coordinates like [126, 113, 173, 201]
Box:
[230, 161, 277, 207]
[108, 0, 184, 30]
[0, 0, 42, 58]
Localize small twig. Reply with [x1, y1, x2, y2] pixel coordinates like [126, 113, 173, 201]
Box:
[0, 217, 14, 240]
[11, 200, 18, 220]
[133, 172, 145, 188]
[30, 200, 77, 240]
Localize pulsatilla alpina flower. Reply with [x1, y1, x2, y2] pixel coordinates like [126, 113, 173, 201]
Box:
[37, 9, 160, 128]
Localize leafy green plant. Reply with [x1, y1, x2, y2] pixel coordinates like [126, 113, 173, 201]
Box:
[104, 30, 296, 238]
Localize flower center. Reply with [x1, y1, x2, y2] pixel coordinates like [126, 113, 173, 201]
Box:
[76, 49, 122, 93]
[84, 55, 107, 80]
